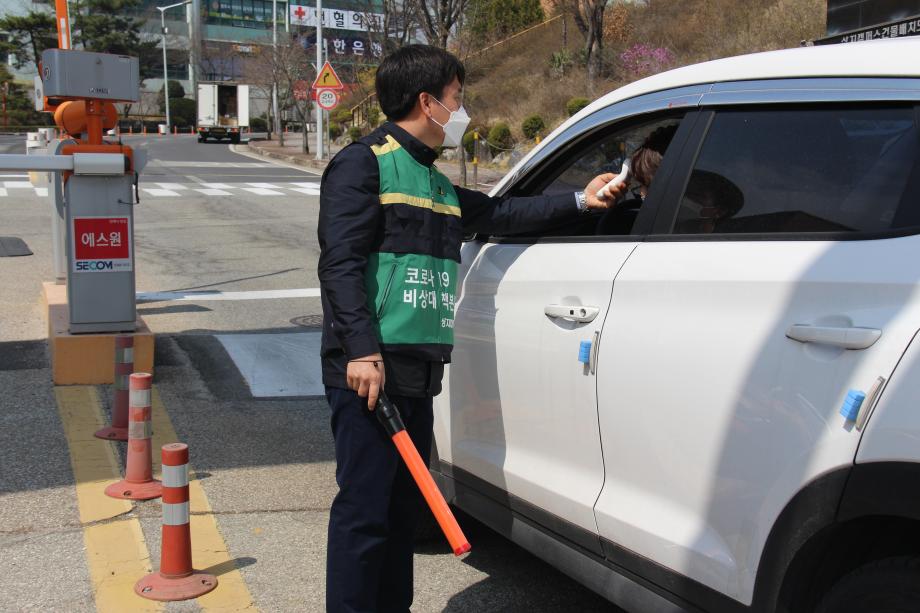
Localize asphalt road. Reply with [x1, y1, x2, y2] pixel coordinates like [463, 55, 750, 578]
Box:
[0, 133, 621, 612]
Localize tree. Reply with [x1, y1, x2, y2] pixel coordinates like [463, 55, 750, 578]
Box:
[359, 0, 418, 55]
[168, 97, 196, 126]
[466, 0, 544, 44]
[416, 0, 470, 48]
[0, 63, 52, 126]
[71, 0, 159, 77]
[0, 12, 57, 71]
[551, 0, 607, 91]
[243, 38, 315, 153]
[157, 80, 186, 112]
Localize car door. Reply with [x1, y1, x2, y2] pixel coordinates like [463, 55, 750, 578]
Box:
[593, 85, 920, 606]
[433, 98, 697, 542]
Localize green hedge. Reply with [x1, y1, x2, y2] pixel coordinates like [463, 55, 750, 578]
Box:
[487, 122, 514, 157]
[566, 97, 590, 117]
[521, 114, 546, 140]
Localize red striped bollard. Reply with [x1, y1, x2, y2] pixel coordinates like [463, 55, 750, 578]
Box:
[135, 443, 218, 601]
[105, 373, 162, 500]
[94, 336, 133, 440]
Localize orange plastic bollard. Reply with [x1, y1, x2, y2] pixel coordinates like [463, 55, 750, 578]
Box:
[376, 393, 471, 556]
[105, 373, 162, 501]
[135, 443, 218, 601]
[94, 336, 133, 440]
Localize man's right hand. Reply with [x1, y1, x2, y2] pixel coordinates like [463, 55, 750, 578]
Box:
[346, 353, 385, 410]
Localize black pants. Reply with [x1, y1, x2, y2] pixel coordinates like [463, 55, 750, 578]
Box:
[325, 387, 434, 613]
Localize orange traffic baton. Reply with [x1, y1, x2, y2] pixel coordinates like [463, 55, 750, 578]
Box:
[136, 443, 218, 601]
[376, 393, 471, 556]
[94, 336, 133, 440]
[105, 373, 162, 500]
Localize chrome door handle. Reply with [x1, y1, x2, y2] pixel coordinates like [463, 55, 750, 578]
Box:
[544, 304, 599, 323]
[786, 324, 881, 350]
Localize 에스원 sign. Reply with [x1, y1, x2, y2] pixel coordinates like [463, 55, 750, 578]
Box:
[72, 216, 132, 273]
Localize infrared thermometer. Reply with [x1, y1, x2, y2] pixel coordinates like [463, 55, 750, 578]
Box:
[596, 160, 630, 200]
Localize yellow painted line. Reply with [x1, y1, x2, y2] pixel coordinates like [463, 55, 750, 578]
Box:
[55, 386, 162, 613]
[149, 386, 259, 611]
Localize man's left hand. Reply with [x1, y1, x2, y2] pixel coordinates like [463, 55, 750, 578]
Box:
[584, 173, 628, 210]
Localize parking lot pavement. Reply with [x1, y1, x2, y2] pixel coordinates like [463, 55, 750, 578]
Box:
[0, 134, 621, 612]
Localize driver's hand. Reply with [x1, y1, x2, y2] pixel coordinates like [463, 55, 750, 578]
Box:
[346, 354, 385, 410]
[584, 173, 627, 210]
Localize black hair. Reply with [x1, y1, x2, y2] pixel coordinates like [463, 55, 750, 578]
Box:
[630, 124, 679, 188]
[375, 44, 466, 121]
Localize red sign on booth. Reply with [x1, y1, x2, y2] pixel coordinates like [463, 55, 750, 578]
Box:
[72, 216, 132, 273]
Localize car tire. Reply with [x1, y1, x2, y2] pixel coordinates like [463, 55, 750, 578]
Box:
[230, 136, 240, 144]
[198, 136, 205, 143]
[816, 556, 920, 613]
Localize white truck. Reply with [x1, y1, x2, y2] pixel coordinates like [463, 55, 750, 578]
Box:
[197, 82, 249, 144]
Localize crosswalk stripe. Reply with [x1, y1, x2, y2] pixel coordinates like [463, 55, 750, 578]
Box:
[148, 160, 274, 168]
[195, 188, 232, 196]
[156, 182, 188, 190]
[142, 188, 181, 196]
[35, 187, 48, 197]
[198, 182, 233, 189]
[290, 187, 321, 196]
[291, 182, 321, 188]
[0, 188, 7, 197]
[246, 182, 280, 189]
[4, 181, 33, 188]
[242, 187, 283, 196]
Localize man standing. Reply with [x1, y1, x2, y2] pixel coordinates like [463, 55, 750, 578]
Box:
[318, 44, 622, 612]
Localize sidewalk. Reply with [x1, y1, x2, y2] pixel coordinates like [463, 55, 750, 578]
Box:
[245, 134, 507, 192]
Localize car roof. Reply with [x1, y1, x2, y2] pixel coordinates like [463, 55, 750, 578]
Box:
[585, 38, 920, 115]
[493, 38, 920, 195]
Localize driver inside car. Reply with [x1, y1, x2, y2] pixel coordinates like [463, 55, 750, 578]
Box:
[596, 124, 678, 235]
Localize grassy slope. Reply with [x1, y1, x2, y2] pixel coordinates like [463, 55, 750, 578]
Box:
[462, 0, 826, 140]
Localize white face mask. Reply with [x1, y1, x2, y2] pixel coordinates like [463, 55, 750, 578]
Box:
[430, 96, 471, 148]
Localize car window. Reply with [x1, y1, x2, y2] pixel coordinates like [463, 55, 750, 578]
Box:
[673, 106, 920, 235]
[501, 114, 684, 238]
[542, 116, 680, 198]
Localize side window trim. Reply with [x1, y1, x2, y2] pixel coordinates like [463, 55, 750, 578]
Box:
[647, 102, 920, 242]
[649, 110, 714, 235]
[636, 110, 710, 236]
[494, 85, 710, 199]
[484, 109, 703, 245]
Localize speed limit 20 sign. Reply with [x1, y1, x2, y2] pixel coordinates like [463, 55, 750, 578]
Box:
[317, 88, 339, 111]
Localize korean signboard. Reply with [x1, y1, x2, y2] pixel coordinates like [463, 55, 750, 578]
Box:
[298, 33, 383, 59]
[289, 5, 384, 31]
[72, 216, 132, 273]
[815, 14, 920, 45]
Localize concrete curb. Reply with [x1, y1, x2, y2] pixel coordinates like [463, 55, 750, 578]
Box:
[243, 139, 505, 192]
[243, 141, 331, 172]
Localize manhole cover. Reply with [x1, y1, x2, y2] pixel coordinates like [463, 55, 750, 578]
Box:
[290, 314, 324, 328]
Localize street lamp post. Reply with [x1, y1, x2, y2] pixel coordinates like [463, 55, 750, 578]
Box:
[157, 0, 192, 131]
[272, 0, 279, 139]
[315, 0, 323, 159]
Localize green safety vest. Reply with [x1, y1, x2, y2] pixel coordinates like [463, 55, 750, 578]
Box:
[363, 133, 462, 359]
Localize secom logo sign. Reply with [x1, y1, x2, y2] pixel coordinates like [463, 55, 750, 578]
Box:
[76, 260, 114, 271]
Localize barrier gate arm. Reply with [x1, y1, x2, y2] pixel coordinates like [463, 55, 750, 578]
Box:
[0, 153, 127, 175]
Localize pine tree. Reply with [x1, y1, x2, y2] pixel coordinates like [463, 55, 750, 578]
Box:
[71, 0, 159, 76]
[0, 12, 57, 70]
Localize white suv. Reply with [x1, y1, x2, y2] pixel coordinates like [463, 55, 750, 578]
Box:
[432, 38, 920, 612]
